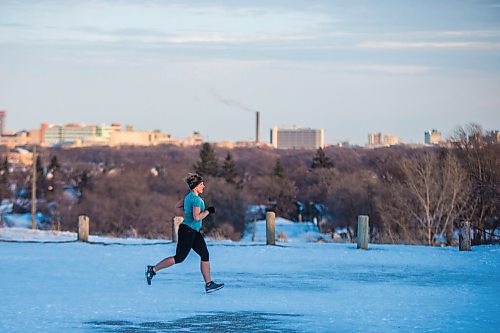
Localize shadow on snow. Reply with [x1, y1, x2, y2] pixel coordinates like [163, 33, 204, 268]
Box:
[85, 311, 302, 333]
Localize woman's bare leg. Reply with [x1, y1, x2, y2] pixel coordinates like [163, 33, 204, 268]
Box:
[201, 261, 211, 283]
[154, 256, 175, 273]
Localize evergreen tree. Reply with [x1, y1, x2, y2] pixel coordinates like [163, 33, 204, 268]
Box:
[311, 147, 334, 169]
[221, 152, 237, 183]
[194, 142, 219, 177]
[36, 155, 44, 176]
[78, 170, 91, 196]
[48, 156, 61, 173]
[272, 158, 286, 178]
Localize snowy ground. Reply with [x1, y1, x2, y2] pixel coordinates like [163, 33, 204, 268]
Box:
[1, 228, 499, 333]
[242, 218, 327, 243]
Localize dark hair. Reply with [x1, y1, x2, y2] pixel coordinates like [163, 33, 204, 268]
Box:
[185, 173, 203, 190]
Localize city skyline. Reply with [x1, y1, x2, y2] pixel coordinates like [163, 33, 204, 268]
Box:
[0, 115, 472, 147]
[1, 0, 499, 145]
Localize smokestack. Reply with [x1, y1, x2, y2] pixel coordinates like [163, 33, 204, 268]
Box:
[256, 111, 260, 145]
[0, 111, 6, 136]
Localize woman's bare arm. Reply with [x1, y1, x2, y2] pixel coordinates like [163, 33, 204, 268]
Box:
[192, 206, 210, 221]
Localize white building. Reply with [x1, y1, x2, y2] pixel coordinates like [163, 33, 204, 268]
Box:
[368, 133, 383, 145]
[270, 126, 324, 149]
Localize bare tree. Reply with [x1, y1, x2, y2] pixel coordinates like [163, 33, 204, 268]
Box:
[203, 177, 248, 240]
[396, 150, 470, 245]
[452, 123, 500, 244]
[39, 142, 495, 244]
[325, 169, 379, 240]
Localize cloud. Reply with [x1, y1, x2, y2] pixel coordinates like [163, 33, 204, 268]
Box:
[0, 20, 315, 46]
[438, 30, 500, 38]
[351, 64, 431, 74]
[0, 22, 31, 28]
[0, 1, 331, 48]
[165, 33, 312, 44]
[358, 41, 500, 50]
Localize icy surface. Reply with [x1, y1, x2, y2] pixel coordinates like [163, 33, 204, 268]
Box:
[1, 228, 499, 332]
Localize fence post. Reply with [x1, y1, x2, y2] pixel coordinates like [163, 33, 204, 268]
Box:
[172, 216, 183, 242]
[266, 212, 276, 245]
[78, 215, 89, 242]
[459, 221, 472, 251]
[357, 215, 369, 250]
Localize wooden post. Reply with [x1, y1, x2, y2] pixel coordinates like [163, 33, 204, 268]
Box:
[357, 215, 369, 250]
[78, 215, 89, 242]
[459, 221, 472, 251]
[172, 216, 183, 242]
[266, 212, 276, 245]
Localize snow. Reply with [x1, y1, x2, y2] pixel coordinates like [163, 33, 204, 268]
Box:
[242, 217, 327, 243]
[1, 227, 499, 332]
[2, 213, 50, 229]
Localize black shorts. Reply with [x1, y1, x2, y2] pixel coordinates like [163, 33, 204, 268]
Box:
[174, 224, 210, 263]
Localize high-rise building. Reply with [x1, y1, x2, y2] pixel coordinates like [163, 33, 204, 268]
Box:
[97, 124, 121, 143]
[39, 122, 179, 147]
[425, 129, 442, 145]
[368, 132, 383, 145]
[0, 111, 6, 135]
[270, 126, 324, 149]
[44, 124, 98, 145]
[485, 130, 500, 144]
[383, 134, 401, 146]
[366, 132, 402, 147]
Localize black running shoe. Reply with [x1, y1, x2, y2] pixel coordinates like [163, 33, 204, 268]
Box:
[205, 281, 224, 293]
[145, 265, 156, 285]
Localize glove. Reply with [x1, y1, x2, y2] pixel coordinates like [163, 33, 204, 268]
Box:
[207, 206, 216, 214]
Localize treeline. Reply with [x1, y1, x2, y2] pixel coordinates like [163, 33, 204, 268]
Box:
[1, 124, 498, 245]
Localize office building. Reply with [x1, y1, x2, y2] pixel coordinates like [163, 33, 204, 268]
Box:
[44, 124, 98, 145]
[181, 131, 204, 146]
[425, 129, 442, 145]
[109, 130, 176, 147]
[368, 133, 383, 145]
[485, 130, 500, 144]
[366, 132, 402, 148]
[383, 134, 401, 146]
[270, 126, 324, 149]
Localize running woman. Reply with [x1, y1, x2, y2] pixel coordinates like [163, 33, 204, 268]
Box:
[145, 173, 224, 293]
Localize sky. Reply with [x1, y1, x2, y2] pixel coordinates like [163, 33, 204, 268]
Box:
[0, 0, 499, 145]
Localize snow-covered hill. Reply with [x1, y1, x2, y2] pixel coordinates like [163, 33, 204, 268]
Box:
[1, 227, 499, 332]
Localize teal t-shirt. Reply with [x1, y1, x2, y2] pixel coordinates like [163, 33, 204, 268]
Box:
[183, 191, 205, 231]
